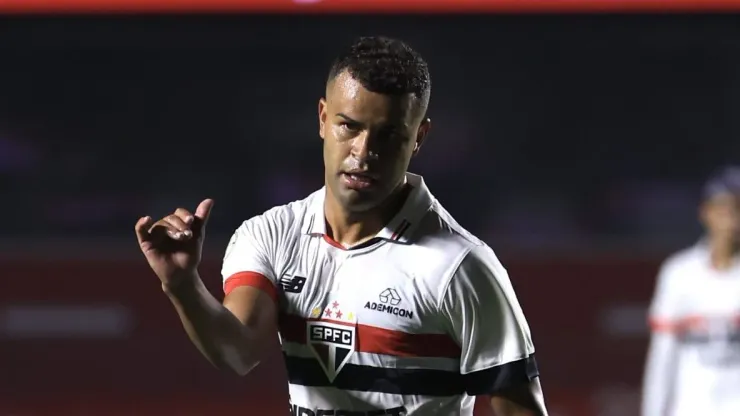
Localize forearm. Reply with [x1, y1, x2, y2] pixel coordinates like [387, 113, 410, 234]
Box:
[641, 334, 677, 416]
[163, 273, 260, 375]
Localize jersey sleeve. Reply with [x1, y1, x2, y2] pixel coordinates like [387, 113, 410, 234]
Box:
[642, 257, 684, 415]
[440, 245, 539, 396]
[647, 259, 684, 333]
[221, 214, 279, 303]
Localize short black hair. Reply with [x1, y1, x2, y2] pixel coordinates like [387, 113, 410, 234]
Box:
[327, 36, 431, 108]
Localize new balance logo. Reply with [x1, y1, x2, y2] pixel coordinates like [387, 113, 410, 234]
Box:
[280, 274, 307, 294]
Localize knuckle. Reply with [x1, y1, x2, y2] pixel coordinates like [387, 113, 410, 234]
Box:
[163, 215, 189, 230]
[155, 219, 172, 228]
[174, 209, 193, 222]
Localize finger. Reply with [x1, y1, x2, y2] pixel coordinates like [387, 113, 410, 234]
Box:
[134, 216, 155, 244]
[174, 207, 195, 225]
[149, 220, 188, 242]
[193, 199, 215, 232]
[162, 215, 193, 240]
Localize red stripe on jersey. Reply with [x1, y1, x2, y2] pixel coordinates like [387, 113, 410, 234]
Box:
[279, 313, 461, 358]
[322, 234, 346, 250]
[390, 220, 409, 241]
[223, 271, 278, 303]
[648, 315, 709, 333]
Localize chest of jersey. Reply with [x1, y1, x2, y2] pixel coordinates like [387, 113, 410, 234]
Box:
[276, 235, 443, 335]
[274, 234, 464, 402]
[680, 271, 740, 317]
[676, 270, 740, 354]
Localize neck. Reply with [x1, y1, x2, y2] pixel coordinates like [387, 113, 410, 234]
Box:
[324, 182, 410, 247]
[709, 236, 738, 270]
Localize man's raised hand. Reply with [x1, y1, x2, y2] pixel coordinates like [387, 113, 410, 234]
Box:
[134, 198, 214, 287]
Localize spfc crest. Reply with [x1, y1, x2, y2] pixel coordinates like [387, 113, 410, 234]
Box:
[306, 300, 357, 382]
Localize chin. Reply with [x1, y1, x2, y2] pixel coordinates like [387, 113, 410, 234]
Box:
[338, 189, 384, 213]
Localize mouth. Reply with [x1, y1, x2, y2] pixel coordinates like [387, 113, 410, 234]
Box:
[340, 171, 379, 190]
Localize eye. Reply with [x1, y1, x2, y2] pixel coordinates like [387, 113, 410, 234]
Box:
[377, 127, 406, 144]
[339, 122, 359, 131]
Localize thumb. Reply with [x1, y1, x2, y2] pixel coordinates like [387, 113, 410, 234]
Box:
[194, 198, 215, 232]
[134, 215, 155, 246]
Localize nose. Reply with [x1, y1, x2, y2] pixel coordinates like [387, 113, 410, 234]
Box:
[350, 132, 379, 161]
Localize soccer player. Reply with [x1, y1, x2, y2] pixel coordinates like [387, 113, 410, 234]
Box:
[642, 166, 740, 416]
[135, 36, 547, 416]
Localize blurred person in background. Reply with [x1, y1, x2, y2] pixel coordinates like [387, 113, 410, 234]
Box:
[642, 166, 740, 416]
[135, 36, 547, 415]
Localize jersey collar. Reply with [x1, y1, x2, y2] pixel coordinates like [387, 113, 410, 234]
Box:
[694, 238, 740, 271]
[301, 172, 434, 245]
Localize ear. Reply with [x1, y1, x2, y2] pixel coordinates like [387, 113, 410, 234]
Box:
[412, 118, 431, 157]
[318, 98, 327, 140]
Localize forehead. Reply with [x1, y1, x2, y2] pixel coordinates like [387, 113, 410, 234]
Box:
[326, 72, 418, 125]
[706, 192, 740, 208]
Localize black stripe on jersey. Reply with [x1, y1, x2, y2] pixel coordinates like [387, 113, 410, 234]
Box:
[393, 220, 412, 241]
[284, 354, 465, 396]
[463, 354, 540, 396]
[390, 220, 408, 240]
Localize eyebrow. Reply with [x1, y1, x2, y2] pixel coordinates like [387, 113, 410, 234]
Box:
[335, 113, 406, 131]
[336, 113, 361, 124]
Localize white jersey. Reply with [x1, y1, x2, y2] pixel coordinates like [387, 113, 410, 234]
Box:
[221, 173, 538, 415]
[642, 244, 740, 416]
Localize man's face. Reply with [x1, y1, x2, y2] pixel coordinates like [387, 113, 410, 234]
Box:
[318, 71, 430, 213]
[701, 193, 740, 241]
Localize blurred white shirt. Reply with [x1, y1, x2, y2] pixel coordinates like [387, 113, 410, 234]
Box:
[642, 243, 740, 416]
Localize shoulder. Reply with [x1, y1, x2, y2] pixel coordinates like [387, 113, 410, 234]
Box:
[658, 244, 705, 284]
[662, 245, 702, 269]
[445, 244, 509, 299]
[648, 245, 705, 306]
[406, 201, 505, 300]
[648, 245, 705, 321]
[236, 189, 320, 241]
[222, 190, 321, 279]
[418, 200, 486, 249]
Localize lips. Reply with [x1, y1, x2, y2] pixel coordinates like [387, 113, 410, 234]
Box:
[341, 171, 378, 190]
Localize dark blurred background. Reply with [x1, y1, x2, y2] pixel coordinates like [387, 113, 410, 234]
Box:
[2, 11, 740, 415]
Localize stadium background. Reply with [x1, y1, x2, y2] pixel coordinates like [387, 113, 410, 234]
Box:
[2, 3, 740, 415]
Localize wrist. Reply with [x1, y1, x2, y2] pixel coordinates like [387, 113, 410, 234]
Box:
[161, 270, 200, 297]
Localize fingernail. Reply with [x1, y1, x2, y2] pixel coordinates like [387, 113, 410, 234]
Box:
[174, 232, 183, 239]
[183, 230, 192, 237]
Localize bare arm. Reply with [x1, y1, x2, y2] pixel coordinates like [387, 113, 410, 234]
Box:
[163, 272, 277, 376]
[490, 378, 548, 416]
[641, 332, 678, 416]
[136, 200, 279, 376]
